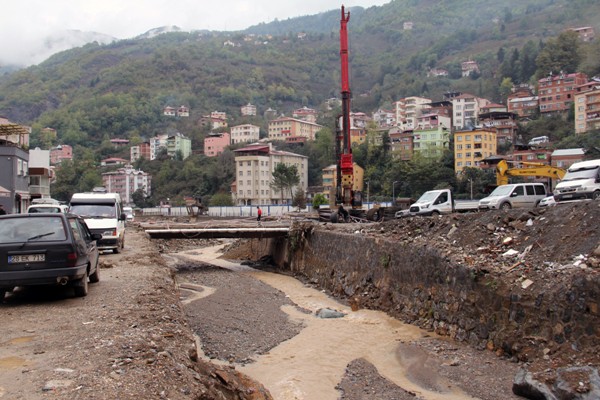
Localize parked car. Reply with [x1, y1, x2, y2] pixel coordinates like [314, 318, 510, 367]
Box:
[478, 183, 547, 210]
[0, 213, 102, 300]
[26, 198, 69, 214]
[123, 206, 134, 222]
[538, 196, 557, 207]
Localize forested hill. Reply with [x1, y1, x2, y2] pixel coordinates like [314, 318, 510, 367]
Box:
[0, 0, 599, 148]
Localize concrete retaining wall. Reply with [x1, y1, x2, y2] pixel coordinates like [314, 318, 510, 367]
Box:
[251, 229, 599, 359]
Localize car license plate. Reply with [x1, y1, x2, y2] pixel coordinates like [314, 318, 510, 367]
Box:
[8, 254, 45, 264]
[563, 194, 573, 199]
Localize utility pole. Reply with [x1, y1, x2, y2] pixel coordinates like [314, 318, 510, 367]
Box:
[392, 181, 399, 206]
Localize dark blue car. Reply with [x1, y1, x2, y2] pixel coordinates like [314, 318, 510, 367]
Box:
[0, 213, 101, 300]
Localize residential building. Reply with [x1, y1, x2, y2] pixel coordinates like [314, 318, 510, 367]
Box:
[321, 163, 364, 203]
[413, 123, 451, 159]
[569, 26, 595, 42]
[110, 138, 130, 147]
[28, 148, 52, 200]
[574, 83, 600, 134]
[427, 68, 449, 77]
[0, 117, 30, 148]
[130, 142, 151, 163]
[177, 105, 189, 117]
[349, 127, 367, 147]
[101, 157, 128, 167]
[230, 124, 260, 144]
[0, 143, 30, 213]
[151, 133, 192, 160]
[478, 111, 518, 146]
[204, 132, 231, 157]
[451, 93, 491, 130]
[267, 117, 323, 141]
[389, 128, 414, 161]
[394, 96, 431, 130]
[461, 60, 480, 77]
[50, 144, 73, 165]
[372, 108, 395, 127]
[507, 85, 539, 119]
[163, 106, 176, 116]
[454, 128, 497, 174]
[102, 165, 152, 205]
[233, 143, 308, 206]
[264, 108, 278, 121]
[292, 106, 318, 123]
[538, 72, 588, 114]
[241, 103, 257, 116]
[550, 148, 586, 169]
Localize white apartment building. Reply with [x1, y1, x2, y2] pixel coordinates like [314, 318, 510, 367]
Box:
[233, 143, 308, 206]
[241, 103, 257, 116]
[102, 165, 152, 205]
[230, 124, 260, 144]
[394, 96, 431, 130]
[451, 93, 491, 130]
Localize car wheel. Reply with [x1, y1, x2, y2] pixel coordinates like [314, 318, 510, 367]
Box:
[431, 210, 440, 216]
[592, 191, 600, 200]
[500, 202, 512, 210]
[89, 261, 100, 283]
[73, 273, 89, 297]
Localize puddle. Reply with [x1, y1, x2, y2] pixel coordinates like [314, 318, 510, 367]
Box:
[8, 336, 35, 345]
[175, 245, 477, 400]
[0, 357, 28, 369]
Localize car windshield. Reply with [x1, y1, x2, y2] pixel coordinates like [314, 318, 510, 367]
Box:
[416, 191, 440, 203]
[28, 206, 63, 213]
[561, 166, 599, 182]
[0, 216, 67, 243]
[70, 204, 116, 218]
[488, 185, 514, 196]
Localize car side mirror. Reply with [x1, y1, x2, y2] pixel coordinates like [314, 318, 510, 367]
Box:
[511, 192, 518, 197]
[91, 233, 103, 241]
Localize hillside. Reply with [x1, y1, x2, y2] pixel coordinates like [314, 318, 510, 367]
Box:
[0, 0, 599, 149]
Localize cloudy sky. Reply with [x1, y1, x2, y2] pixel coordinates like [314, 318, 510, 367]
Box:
[1, 0, 389, 66]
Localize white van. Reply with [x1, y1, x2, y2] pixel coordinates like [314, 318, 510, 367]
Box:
[528, 136, 549, 146]
[553, 159, 600, 201]
[69, 191, 125, 253]
[479, 183, 547, 210]
[123, 206, 134, 222]
[26, 198, 69, 214]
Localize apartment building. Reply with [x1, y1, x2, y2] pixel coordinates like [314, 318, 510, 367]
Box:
[150, 133, 192, 160]
[507, 85, 539, 119]
[50, 144, 73, 165]
[389, 128, 414, 161]
[28, 148, 51, 200]
[204, 132, 230, 157]
[267, 117, 323, 141]
[292, 106, 318, 123]
[372, 108, 395, 127]
[0, 117, 30, 148]
[478, 111, 518, 145]
[0, 143, 30, 213]
[413, 124, 451, 159]
[233, 143, 308, 206]
[451, 93, 491, 130]
[550, 148, 585, 169]
[454, 128, 497, 174]
[230, 124, 260, 144]
[241, 103, 257, 116]
[102, 165, 152, 205]
[538, 72, 588, 114]
[394, 96, 431, 130]
[130, 142, 151, 163]
[574, 83, 600, 134]
[321, 163, 364, 202]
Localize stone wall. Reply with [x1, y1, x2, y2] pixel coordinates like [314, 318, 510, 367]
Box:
[247, 229, 600, 359]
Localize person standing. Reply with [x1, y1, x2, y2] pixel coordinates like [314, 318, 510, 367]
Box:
[256, 206, 262, 222]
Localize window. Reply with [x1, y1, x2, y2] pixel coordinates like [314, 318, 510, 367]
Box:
[239, 171, 243, 176]
[526, 185, 535, 195]
[465, 152, 471, 158]
[456, 144, 462, 150]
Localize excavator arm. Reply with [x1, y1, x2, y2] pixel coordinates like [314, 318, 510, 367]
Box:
[496, 159, 566, 186]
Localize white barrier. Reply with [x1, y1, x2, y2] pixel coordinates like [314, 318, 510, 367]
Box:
[141, 205, 302, 218]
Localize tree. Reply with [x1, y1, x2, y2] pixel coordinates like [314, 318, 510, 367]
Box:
[535, 31, 582, 78]
[292, 188, 306, 210]
[209, 192, 233, 206]
[270, 163, 300, 204]
[311, 193, 328, 209]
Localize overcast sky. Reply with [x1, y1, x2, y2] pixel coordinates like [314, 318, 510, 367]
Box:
[1, 0, 389, 66]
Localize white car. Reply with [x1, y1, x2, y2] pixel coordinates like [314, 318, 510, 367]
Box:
[538, 196, 556, 207]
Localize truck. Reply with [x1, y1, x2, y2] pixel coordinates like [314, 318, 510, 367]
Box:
[553, 159, 600, 201]
[69, 188, 126, 253]
[395, 189, 478, 218]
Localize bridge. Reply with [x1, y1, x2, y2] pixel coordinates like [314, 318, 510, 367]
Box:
[141, 219, 292, 240]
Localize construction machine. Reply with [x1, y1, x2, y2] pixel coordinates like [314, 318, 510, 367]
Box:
[495, 159, 566, 188]
[330, 6, 364, 223]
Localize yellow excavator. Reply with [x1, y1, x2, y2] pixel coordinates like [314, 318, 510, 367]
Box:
[495, 159, 566, 187]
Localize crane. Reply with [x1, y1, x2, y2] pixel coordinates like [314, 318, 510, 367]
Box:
[332, 5, 363, 222]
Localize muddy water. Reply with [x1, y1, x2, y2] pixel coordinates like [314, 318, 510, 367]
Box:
[176, 245, 477, 400]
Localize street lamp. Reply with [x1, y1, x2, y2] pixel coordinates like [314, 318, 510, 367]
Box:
[392, 181, 399, 206]
[365, 180, 370, 207]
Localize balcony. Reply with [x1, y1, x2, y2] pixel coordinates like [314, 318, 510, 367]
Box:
[29, 185, 50, 196]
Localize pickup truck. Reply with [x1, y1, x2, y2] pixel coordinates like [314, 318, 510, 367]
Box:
[395, 189, 478, 218]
